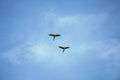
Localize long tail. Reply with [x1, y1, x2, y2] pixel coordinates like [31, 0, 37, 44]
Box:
[53, 36, 55, 41]
[63, 49, 65, 52]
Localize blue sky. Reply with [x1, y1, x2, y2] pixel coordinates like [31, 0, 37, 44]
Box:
[0, 0, 120, 80]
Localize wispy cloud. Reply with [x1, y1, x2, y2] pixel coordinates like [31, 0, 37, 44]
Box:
[2, 41, 73, 67]
[2, 10, 120, 69]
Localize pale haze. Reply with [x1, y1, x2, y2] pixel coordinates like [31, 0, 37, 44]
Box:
[0, 0, 120, 80]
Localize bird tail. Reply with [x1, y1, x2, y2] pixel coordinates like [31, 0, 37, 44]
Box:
[53, 36, 55, 41]
[63, 49, 65, 52]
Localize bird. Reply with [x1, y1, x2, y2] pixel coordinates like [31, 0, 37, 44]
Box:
[58, 46, 70, 52]
[48, 34, 61, 41]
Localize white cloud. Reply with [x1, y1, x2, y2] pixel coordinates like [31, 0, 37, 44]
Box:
[100, 42, 120, 67]
[2, 11, 120, 69]
[2, 41, 73, 67]
[54, 14, 108, 28]
[39, 10, 109, 44]
[41, 11, 108, 31]
[72, 39, 120, 67]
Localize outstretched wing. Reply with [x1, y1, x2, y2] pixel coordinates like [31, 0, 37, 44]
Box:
[59, 46, 70, 49]
[58, 46, 64, 49]
[64, 47, 70, 49]
[48, 34, 54, 36]
[55, 34, 61, 37]
[48, 34, 61, 37]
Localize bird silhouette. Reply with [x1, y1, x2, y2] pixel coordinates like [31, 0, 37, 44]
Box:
[58, 46, 70, 52]
[48, 34, 61, 41]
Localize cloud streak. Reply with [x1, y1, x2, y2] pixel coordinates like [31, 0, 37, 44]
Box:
[2, 11, 120, 69]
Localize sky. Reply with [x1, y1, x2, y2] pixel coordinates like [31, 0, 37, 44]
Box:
[0, 0, 120, 80]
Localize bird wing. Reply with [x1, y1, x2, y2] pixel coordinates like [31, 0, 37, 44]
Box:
[48, 34, 61, 36]
[59, 46, 64, 49]
[55, 34, 61, 36]
[64, 47, 70, 49]
[48, 34, 54, 36]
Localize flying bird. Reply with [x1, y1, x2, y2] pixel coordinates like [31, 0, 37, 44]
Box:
[58, 46, 70, 52]
[48, 34, 61, 41]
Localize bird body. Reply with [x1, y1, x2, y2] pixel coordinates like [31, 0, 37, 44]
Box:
[48, 34, 61, 40]
[58, 46, 70, 52]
